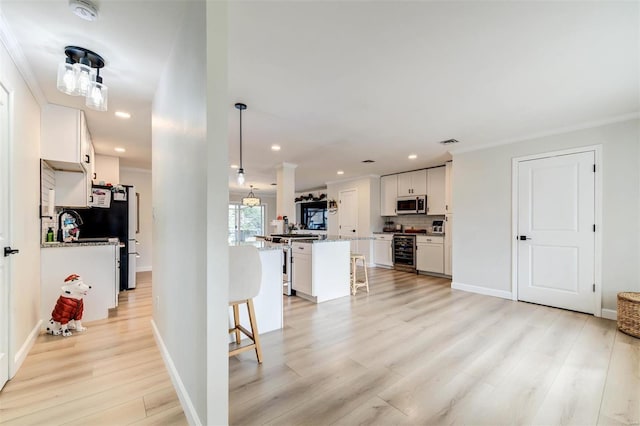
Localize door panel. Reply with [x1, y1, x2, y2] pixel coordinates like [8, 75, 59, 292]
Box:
[0, 84, 9, 389]
[338, 189, 358, 253]
[517, 151, 595, 314]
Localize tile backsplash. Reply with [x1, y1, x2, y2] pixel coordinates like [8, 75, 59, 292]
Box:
[382, 215, 445, 232]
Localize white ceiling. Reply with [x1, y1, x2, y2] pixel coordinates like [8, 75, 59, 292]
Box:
[2, 1, 638, 194]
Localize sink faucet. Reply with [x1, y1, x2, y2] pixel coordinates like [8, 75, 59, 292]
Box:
[57, 209, 84, 242]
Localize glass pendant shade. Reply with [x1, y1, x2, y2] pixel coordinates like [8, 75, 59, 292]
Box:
[86, 79, 108, 111]
[242, 185, 261, 206]
[72, 62, 95, 96]
[56, 60, 77, 95]
[237, 169, 245, 185]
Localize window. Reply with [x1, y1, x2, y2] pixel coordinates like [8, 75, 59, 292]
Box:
[228, 203, 265, 244]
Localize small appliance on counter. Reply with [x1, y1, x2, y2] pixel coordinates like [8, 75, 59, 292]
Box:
[432, 220, 444, 234]
[383, 220, 395, 232]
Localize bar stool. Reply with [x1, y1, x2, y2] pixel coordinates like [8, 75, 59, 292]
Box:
[229, 245, 263, 363]
[350, 253, 369, 295]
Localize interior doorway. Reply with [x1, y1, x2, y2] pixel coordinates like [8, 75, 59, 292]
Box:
[338, 188, 358, 253]
[512, 147, 601, 315]
[0, 83, 10, 389]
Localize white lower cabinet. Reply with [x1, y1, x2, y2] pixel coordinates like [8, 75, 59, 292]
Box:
[292, 245, 312, 296]
[40, 244, 119, 325]
[291, 241, 350, 303]
[416, 235, 444, 274]
[373, 234, 393, 267]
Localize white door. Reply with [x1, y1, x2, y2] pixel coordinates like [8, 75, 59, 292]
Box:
[338, 189, 358, 253]
[0, 84, 10, 389]
[517, 151, 595, 314]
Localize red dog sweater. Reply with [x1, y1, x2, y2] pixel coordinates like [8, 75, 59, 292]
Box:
[51, 296, 84, 325]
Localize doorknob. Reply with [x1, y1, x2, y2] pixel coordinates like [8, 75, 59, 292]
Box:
[518, 236, 531, 240]
[4, 246, 19, 257]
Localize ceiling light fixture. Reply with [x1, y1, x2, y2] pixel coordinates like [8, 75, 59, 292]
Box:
[115, 111, 131, 119]
[69, 0, 99, 21]
[56, 46, 108, 111]
[242, 185, 261, 207]
[230, 164, 239, 169]
[271, 144, 281, 151]
[235, 102, 247, 185]
[337, 170, 344, 175]
[408, 154, 417, 159]
[114, 147, 126, 153]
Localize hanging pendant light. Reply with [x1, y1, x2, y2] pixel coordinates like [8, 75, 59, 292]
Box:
[235, 102, 247, 185]
[242, 185, 261, 207]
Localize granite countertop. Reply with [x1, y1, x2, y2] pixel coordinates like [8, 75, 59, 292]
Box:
[41, 241, 120, 248]
[229, 241, 284, 251]
[373, 231, 445, 236]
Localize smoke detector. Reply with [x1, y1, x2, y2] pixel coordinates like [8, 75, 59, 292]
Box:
[69, 0, 99, 21]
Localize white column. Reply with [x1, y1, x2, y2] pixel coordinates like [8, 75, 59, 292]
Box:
[276, 162, 297, 222]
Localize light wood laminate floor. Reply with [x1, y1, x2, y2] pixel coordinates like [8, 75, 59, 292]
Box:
[230, 267, 639, 425]
[0, 272, 187, 425]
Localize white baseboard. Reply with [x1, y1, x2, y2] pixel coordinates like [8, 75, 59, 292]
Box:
[151, 320, 202, 426]
[452, 281, 512, 300]
[136, 266, 152, 272]
[601, 308, 617, 321]
[11, 319, 42, 378]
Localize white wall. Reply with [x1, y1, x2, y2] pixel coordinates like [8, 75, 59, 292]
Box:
[453, 118, 640, 311]
[120, 167, 152, 271]
[152, 2, 228, 424]
[0, 22, 42, 377]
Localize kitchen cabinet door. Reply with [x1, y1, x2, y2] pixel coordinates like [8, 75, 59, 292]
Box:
[397, 170, 427, 196]
[41, 104, 90, 173]
[55, 170, 91, 208]
[380, 175, 397, 216]
[373, 235, 393, 267]
[292, 251, 312, 296]
[416, 242, 444, 274]
[427, 166, 446, 215]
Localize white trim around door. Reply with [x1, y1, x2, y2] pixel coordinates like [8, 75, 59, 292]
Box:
[511, 145, 602, 317]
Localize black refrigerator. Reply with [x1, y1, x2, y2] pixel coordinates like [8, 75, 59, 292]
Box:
[77, 185, 137, 291]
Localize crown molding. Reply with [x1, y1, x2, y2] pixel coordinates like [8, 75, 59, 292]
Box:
[449, 112, 640, 156]
[0, 10, 47, 106]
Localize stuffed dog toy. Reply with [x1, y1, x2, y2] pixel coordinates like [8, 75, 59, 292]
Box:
[46, 274, 92, 337]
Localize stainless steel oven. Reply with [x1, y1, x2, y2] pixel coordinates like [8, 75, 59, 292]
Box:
[393, 234, 416, 271]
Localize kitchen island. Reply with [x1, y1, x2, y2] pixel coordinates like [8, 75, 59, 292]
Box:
[40, 241, 120, 325]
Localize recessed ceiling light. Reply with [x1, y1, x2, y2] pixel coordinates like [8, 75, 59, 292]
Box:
[230, 164, 239, 169]
[337, 170, 344, 175]
[408, 154, 417, 159]
[115, 111, 131, 119]
[271, 144, 281, 151]
[114, 147, 126, 153]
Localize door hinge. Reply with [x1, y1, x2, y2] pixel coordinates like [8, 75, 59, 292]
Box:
[593, 224, 596, 232]
[593, 283, 596, 292]
[593, 164, 596, 173]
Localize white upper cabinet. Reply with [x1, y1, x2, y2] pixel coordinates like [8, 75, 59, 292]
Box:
[380, 174, 398, 216]
[397, 169, 427, 196]
[41, 104, 92, 172]
[94, 155, 120, 185]
[445, 161, 453, 213]
[426, 166, 446, 215]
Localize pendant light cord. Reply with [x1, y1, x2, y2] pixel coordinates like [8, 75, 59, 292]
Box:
[239, 107, 243, 170]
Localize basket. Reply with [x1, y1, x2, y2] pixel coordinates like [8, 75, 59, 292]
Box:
[617, 292, 640, 338]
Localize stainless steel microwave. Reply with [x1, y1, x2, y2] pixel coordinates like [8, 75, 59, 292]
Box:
[396, 196, 426, 214]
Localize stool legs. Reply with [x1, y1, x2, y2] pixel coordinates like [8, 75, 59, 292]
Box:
[350, 255, 369, 295]
[228, 298, 263, 363]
